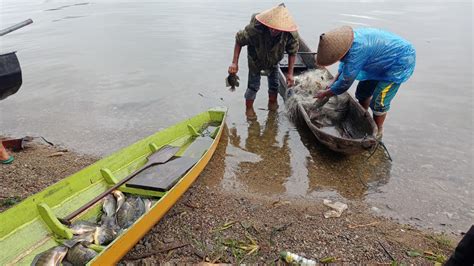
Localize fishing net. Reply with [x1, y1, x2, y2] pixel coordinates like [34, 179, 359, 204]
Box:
[285, 69, 350, 127]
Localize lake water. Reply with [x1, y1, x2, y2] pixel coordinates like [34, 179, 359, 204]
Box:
[1, 0, 472, 233]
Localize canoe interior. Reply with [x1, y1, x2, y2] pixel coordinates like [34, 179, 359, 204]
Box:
[0, 107, 226, 265]
[279, 39, 377, 154]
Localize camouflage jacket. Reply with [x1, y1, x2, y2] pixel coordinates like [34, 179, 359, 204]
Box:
[236, 14, 299, 72]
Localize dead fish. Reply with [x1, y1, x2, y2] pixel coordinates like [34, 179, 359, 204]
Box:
[72, 231, 95, 244]
[225, 74, 240, 91]
[116, 196, 145, 229]
[100, 214, 117, 228]
[31, 246, 68, 266]
[65, 242, 98, 266]
[69, 221, 96, 235]
[102, 194, 117, 217]
[93, 225, 117, 245]
[143, 198, 153, 212]
[112, 190, 125, 212]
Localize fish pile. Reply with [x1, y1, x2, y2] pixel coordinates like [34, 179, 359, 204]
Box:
[32, 191, 153, 266]
[285, 68, 350, 127]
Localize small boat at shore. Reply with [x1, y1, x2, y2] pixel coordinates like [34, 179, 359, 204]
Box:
[278, 39, 377, 154]
[0, 107, 226, 265]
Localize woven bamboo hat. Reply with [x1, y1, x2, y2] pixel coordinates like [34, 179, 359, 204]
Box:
[316, 26, 354, 66]
[255, 3, 298, 32]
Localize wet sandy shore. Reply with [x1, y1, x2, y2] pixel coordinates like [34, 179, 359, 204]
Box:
[0, 137, 460, 264]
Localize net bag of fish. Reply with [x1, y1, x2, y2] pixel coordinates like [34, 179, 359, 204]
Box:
[285, 69, 350, 127]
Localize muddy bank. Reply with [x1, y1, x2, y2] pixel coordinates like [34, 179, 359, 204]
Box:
[0, 138, 459, 264]
[122, 133, 458, 264]
[0, 137, 98, 212]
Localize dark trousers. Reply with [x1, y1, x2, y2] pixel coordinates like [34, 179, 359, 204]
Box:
[244, 66, 280, 100]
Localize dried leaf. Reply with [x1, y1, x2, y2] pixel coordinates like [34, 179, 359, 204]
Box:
[320, 257, 337, 263]
[406, 250, 421, 257]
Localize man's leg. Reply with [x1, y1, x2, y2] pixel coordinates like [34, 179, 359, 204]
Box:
[370, 81, 401, 139]
[244, 70, 261, 120]
[267, 66, 280, 111]
[355, 80, 378, 111]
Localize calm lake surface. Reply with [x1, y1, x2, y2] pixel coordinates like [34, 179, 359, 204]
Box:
[1, 0, 472, 233]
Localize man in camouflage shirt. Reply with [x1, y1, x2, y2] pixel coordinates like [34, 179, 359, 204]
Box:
[228, 4, 299, 120]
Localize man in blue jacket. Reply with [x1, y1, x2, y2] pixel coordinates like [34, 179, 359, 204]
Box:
[314, 26, 416, 139]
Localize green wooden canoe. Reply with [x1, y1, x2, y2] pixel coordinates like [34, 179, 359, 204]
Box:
[0, 107, 227, 265]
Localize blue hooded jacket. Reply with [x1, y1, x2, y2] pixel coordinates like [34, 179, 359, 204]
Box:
[330, 28, 416, 95]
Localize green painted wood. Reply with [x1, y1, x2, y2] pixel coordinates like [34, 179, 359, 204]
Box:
[37, 203, 73, 239]
[0, 107, 226, 265]
[100, 168, 118, 184]
[187, 124, 200, 137]
[117, 186, 166, 198]
[210, 126, 220, 139]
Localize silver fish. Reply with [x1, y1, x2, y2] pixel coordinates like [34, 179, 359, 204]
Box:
[65, 242, 97, 266]
[112, 190, 125, 212]
[31, 246, 68, 266]
[143, 198, 153, 212]
[94, 225, 117, 245]
[116, 196, 145, 229]
[100, 214, 117, 228]
[72, 231, 95, 243]
[69, 221, 96, 235]
[102, 194, 117, 217]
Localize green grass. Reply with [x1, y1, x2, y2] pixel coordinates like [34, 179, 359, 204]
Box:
[428, 234, 454, 249]
[0, 196, 22, 207]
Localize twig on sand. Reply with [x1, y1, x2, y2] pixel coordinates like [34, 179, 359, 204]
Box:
[184, 201, 200, 209]
[125, 242, 190, 260]
[377, 240, 395, 261]
[348, 221, 379, 229]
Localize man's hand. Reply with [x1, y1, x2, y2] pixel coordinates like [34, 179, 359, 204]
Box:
[228, 63, 239, 74]
[314, 88, 334, 99]
[286, 74, 295, 87]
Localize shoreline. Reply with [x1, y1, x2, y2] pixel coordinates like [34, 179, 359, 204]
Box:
[0, 138, 459, 264]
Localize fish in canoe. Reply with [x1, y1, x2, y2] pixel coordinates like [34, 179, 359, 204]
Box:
[0, 107, 227, 265]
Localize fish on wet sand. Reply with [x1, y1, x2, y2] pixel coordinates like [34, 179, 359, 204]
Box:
[65, 242, 98, 266]
[112, 190, 125, 212]
[102, 194, 117, 217]
[116, 196, 146, 229]
[31, 246, 68, 266]
[225, 73, 240, 91]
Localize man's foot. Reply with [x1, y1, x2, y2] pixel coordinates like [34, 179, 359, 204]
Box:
[376, 127, 384, 141]
[0, 146, 11, 161]
[1, 155, 14, 164]
[246, 107, 257, 120]
[268, 93, 279, 111]
[268, 101, 279, 111]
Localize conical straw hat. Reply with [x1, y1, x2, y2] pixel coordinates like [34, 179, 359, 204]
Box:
[316, 26, 354, 66]
[255, 3, 298, 32]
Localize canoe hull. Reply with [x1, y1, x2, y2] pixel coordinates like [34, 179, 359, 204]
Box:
[91, 114, 224, 264]
[279, 39, 377, 154]
[0, 107, 227, 265]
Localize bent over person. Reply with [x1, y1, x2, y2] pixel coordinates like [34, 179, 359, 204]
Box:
[314, 26, 416, 139]
[228, 3, 299, 120]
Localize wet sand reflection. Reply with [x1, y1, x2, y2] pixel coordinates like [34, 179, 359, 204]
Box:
[219, 111, 392, 200]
